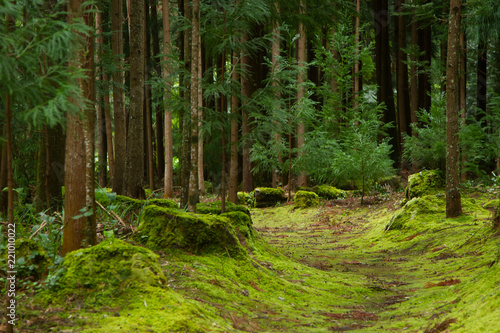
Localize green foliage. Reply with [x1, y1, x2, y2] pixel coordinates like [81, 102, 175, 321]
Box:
[196, 201, 250, 216]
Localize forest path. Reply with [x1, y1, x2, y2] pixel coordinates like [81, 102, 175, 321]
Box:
[249, 194, 492, 332]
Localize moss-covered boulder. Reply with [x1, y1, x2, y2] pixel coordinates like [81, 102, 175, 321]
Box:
[254, 187, 285, 208]
[196, 201, 250, 216]
[12, 238, 50, 279]
[221, 211, 257, 252]
[95, 192, 178, 211]
[294, 191, 320, 209]
[55, 238, 166, 298]
[405, 170, 444, 201]
[237, 191, 253, 206]
[315, 185, 346, 200]
[386, 195, 445, 231]
[138, 205, 245, 256]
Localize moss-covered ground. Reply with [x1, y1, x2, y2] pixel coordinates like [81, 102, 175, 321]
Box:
[13, 188, 500, 332]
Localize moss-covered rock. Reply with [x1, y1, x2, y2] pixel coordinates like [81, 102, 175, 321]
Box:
[254, 187, 285, 208]
[315, 185, 347, 200]
[294, 191, 320, 209]
[405, 170, 445, 201]
[196, 200, 250, 216]
[56, 238, 166, 297]
[386, 195, 445, 230]
[237, 191, 253, 206]
[138, 205, 245, 256]
[95, 191, 178, 210]
[13, 238, 50, 279]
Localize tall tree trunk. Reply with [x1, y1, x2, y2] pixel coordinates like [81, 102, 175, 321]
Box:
[0, 139, 7, 215]
[104, 75, 114, 187]
[96, 10, 107, 188]
[151, 1, 164, 180]
[220, 51, 227, 213]
[353, 0, 361, 108]
[395, 0, 411, 170]
[445, 0, 463, 218]
[62, 0, 96, 255]
[112, 0, 126, 194]
[144, 0, 155, 191]
[188, 0, 200, 212]
[418, 1, 432, 113]
[241, 33, 253, 192]
[163, 0, 174, 198]
[36, 125, 65, 212]
[271, 6, 282, 188]
[374, 0, 399, 167]
[180, 0, 191, 208]
[198, 38, 205, 196]
[410, 10, 419, 172]
[460, 29, 467, 181]
[123, 0, 145, 199]
[476, 41, 487, 122]
[296, 0, 307, 187]
[228, 51, 239, 203]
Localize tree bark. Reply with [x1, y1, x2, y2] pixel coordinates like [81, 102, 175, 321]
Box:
[445, 0, 463, 218]
[353, 0, 361, 108]
[62, 0, 96, 255]
[476, 41, 487, 122]
[228, 51, 239, 204]
[112, 0, 126, 194]
[0, 139, 7, 215]
[271, 6, 282, 188]
[460, 29, 467, 181]
[96, 10, 107, 188]
[198, 37, 205, 196]
[395, 0, 411, 162]
[296, 0, 307, 187]
[418, 1, 432, 113]
[410, 10, 419, 172]
[188, 0, 200, 212]
[162, 0, 174, 198]
[123, 0, 145, 199]
[180, 0, 191, 208]
[145, 0, 155, 191]
[241, 33, 254, 192]
[374, 0, 399, 167]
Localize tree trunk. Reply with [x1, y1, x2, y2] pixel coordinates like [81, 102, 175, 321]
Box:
[144, 0, 155, 191]
[395, 0, 411, 170]
[476, 41, 487, 122]
[188, 0, 200, 212]
[180, 0, 191, 208]
[36, 125, 65, 212]
[112, 0, 126, 195]
[220, 51, 227, 214]
[96, 10, 107, 188]
[163, 0, 174, 198]
[410, 10, 419, 172]
[460, 29, 467, 181]
[241, 33, 254, 192]
[0, 139, 7, 215]
[228, 51, 239, 203]
[198, 37, 205, 196]
[418, 2, 432, 113]
[445, 0, 463, 218]
[374, 0, 399, 167]
[296, 0, 307, 187]
[62, 0, 96, 255]
[123, 0, 145, 199]
[353, 0, 361, 108]
[271, 7, 282, 188]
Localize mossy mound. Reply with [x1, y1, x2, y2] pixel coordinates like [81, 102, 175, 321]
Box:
[296, 185, 346, 200]
[254, 187, 285, 208]
[294, 191, 320, 209]
[386, 195, 445, 230]
[13, 238, 50, 279]
[237, 191, 253, 206]
[54, 238, 166, 300]
[405, 170, 444, 201]
[138, 205, 246, 256]
[196, 200, 250, 216]
[95, 191, 178, 210]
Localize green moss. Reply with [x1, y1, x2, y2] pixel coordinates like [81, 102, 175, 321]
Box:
[138, 205, 245, 257]
[294, 191, 320, 209]
[315, 185, 346, 200]
[405, 169, 445, 200]
[237, 191, 253, 206]
[13, 238, 50, 279]
[386, 195, 444, 230]
[44, 238, 165, 304]
[196, 200, 250, 216]
[483, 199, 499, 210]
[254, 187, 285, 208]
[204, 180, 213, 194]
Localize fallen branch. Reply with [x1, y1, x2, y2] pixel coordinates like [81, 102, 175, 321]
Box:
[95, 200, 128, 230]
[29, 220, 47, 240]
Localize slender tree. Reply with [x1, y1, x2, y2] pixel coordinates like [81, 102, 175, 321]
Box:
[228, 51, 239, 203]
[123, 0, 145, 198]
[163, 0, 174, 198]
[62, 0, 97, 255]
[112, 0, 126, 194]
[296, 0, 307, 187]
[188, 0, 200, 211]
[445, 0, 463, 218]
